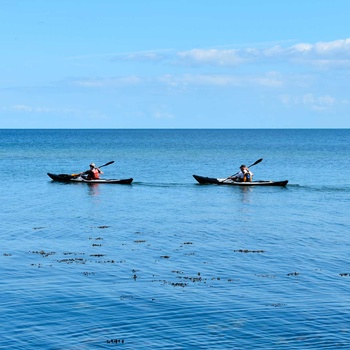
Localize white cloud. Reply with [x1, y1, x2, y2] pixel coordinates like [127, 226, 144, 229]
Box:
[158, 72, 282, 88]
[159, 74, 239, 87]
[117, 52, 167, 62]
[71, 76, 142, 88]
[152, 111, 174, 119]
[66, 72, 283, 91]
[72, 38, 350, 70]
[164, 38, 350, 68]
[302, 94, 336, 111]
[280, 93, 337, 111]
[2, 105, 107, 119]
[3, 105, 57, 113]
[11, 105, 34, 112]
[177, 49, 245, 66]
[299, 38, 350, 55]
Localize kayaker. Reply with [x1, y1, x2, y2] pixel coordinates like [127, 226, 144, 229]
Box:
[82, 163, 103, 180]
[230, 164, 253, 182]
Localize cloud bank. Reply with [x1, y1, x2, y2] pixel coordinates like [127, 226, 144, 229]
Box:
[112, 38, 350, 69]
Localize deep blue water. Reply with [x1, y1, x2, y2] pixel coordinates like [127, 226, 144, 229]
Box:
[1, 129, 350, 349]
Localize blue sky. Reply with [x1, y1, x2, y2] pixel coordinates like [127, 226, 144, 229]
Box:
[1, 0, 350, 128]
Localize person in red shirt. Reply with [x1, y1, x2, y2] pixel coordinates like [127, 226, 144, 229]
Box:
[82, 163, 103, 180]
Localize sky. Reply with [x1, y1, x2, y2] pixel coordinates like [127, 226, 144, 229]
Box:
[0, 0, 350, 128]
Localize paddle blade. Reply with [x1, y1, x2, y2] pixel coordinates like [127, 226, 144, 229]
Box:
[251, 158, 263, 166]
[99, 161, 114, 168]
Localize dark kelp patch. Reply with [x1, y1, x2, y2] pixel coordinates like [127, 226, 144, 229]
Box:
[63, 252, 85, 255]
[266, 303, 287, 307]
[287, 272, 299, 276]
[82, 272, 96, 276]
[234, 249, 265, 253]
[56, 258, 87, 264]
[30, 250, 56, 257]
[171, 282, 188, 287]
[106, 339, 124, 344]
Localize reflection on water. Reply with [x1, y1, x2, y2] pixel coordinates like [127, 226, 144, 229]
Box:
[239, 186, 253, 203]
[87, 183, 100, 196]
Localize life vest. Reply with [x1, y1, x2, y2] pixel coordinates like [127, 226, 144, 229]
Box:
[238, 169, 252, 182]
[91, 168, 100, 179]
[243, 172, 251, 182]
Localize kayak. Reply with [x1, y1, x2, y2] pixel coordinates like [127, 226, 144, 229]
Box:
[193, 174, 288, 186]
[47, 173, 133, 184]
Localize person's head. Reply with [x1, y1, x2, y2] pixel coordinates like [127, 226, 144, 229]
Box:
[90, 163, 95, 168]
[240, 164, 246, 170]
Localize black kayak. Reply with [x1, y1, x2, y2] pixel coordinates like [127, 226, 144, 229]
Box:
[193, 175, 288, 186]
[47, 173, 133, 184]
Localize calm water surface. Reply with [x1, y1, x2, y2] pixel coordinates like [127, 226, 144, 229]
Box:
[1, 129, 350, 349]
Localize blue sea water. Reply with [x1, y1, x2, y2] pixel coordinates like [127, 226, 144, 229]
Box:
[1, 129, 350, 349]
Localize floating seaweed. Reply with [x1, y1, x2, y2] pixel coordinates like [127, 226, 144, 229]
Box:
[287, 272, 299, 276]
[56, 258, 86, 264]
[171, 282, 187, 287]
[266, 303, 287, 307]
[82, 272, 96, 276]
[30, 250, 56, 257]
[63, 252, 85, 255]
[91, 259, 115, 264]
[234, 249, 265, 253]
[106, 339, 124, 344]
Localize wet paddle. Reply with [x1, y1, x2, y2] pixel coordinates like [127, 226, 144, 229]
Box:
[223, 158, 263, 182]
[98, 161, 115, 168]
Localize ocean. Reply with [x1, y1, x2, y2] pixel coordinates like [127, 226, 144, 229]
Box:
[1, 129, 349, 349]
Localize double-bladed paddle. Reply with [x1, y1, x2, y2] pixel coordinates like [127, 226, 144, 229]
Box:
[71, 161, 115, 177]
[223, 158, 263, 182]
